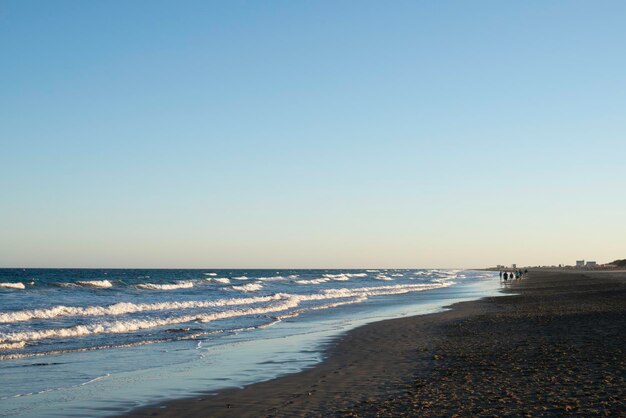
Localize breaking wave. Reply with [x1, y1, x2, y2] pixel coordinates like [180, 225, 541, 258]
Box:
[0, 276, 458, 351]
[0, 294, 290, 323]
[231, 283, 263, 292]
[0, 282, 25, 290]
[136, 281, 194, 290]
[206, 277, 230, 284]
[322, 273, 367, 281]
[294, 278, 330, 285]
[0, 299, 301, 345]
[75, 280, 113, 289]
[0, 341, 26, 350]
[257, 276, 288, 281]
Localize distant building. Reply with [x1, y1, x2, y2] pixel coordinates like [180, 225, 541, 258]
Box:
[496, 265, 504, 269]
[576, 260, 585, 267]
[511, 264, 516, 269]
[586, 261, 597, 267]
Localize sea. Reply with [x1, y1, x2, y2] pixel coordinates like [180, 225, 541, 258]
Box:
[0, 268, 501, 417]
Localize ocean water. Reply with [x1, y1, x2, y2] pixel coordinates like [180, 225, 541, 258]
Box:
[0, 269, 500, 417]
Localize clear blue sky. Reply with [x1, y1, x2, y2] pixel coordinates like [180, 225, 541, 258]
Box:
[1, 1, 625, 268]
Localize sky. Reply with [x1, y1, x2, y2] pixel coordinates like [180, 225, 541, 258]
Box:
[1, 0, 625, 269]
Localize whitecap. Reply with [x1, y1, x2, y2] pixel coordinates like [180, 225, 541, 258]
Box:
[0, 298, 299, 345]
[76, 280, 113, 289]
[0, 282, 25, 290]
[206, 277, 230, 284]
[322, 273, 367, 281]
[257, 276, 287, 281]
[0, 341, 26, 349]
[294, 278, 330, 285]
[136, 281, 193, 290]
[0, 281, 456, 346]
[231, 283, 263, 292]
[0, 294, 289, 323]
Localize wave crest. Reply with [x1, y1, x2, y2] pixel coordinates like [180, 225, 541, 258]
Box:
[294, 278, 330, 285]
[231, 283, 263, 292]
[0, 294, 289, 323]
[136, 281, 193, 290]
[0, 282, 25, 290]
[75, 280, 113, 288]
[0, 280, 456, 348]
[206, 277, 230, 284]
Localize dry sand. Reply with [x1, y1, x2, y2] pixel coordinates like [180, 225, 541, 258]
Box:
[124, 271, 626, 417]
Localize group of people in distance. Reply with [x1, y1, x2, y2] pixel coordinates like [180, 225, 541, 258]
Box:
[499, 269, 527, 281]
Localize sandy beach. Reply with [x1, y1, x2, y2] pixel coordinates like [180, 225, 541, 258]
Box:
[124, 270, 625, 417]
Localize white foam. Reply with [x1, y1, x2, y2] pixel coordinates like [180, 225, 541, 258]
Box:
[0, 294, 289, 323]
[322, 274, 348, 281]
[0, 280, 456, 346]
[0, 341, 26, 349]
[276, 296, 367, 321]
[316, 282, 455, 300]
[231, 283, 263, 292]
[81, 373, 110, 386]
[206, 277, 230, 284]
[294, 278, 330, 285]
[257, 276, 287, 281]
[232, 276, 249, 280]
[203, 273, 218, 276]
[76, 280, 113, 289]
[374, 275, 393, 281]
[0, 329, 226, 360]
[429, 269, 461, 278]
[321, 273, 367, 281]
[136, 281, 194, 290]
[0, 282, 25, 290]
[0, 298, 300, 345]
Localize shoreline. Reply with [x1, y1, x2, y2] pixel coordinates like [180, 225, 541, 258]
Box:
[123, 271, 626, 417]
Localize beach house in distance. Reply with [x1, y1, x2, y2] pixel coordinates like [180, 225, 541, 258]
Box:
[573, 259, 626, 270]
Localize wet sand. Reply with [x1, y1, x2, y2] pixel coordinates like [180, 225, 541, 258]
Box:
[124, 271, 626, 417]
